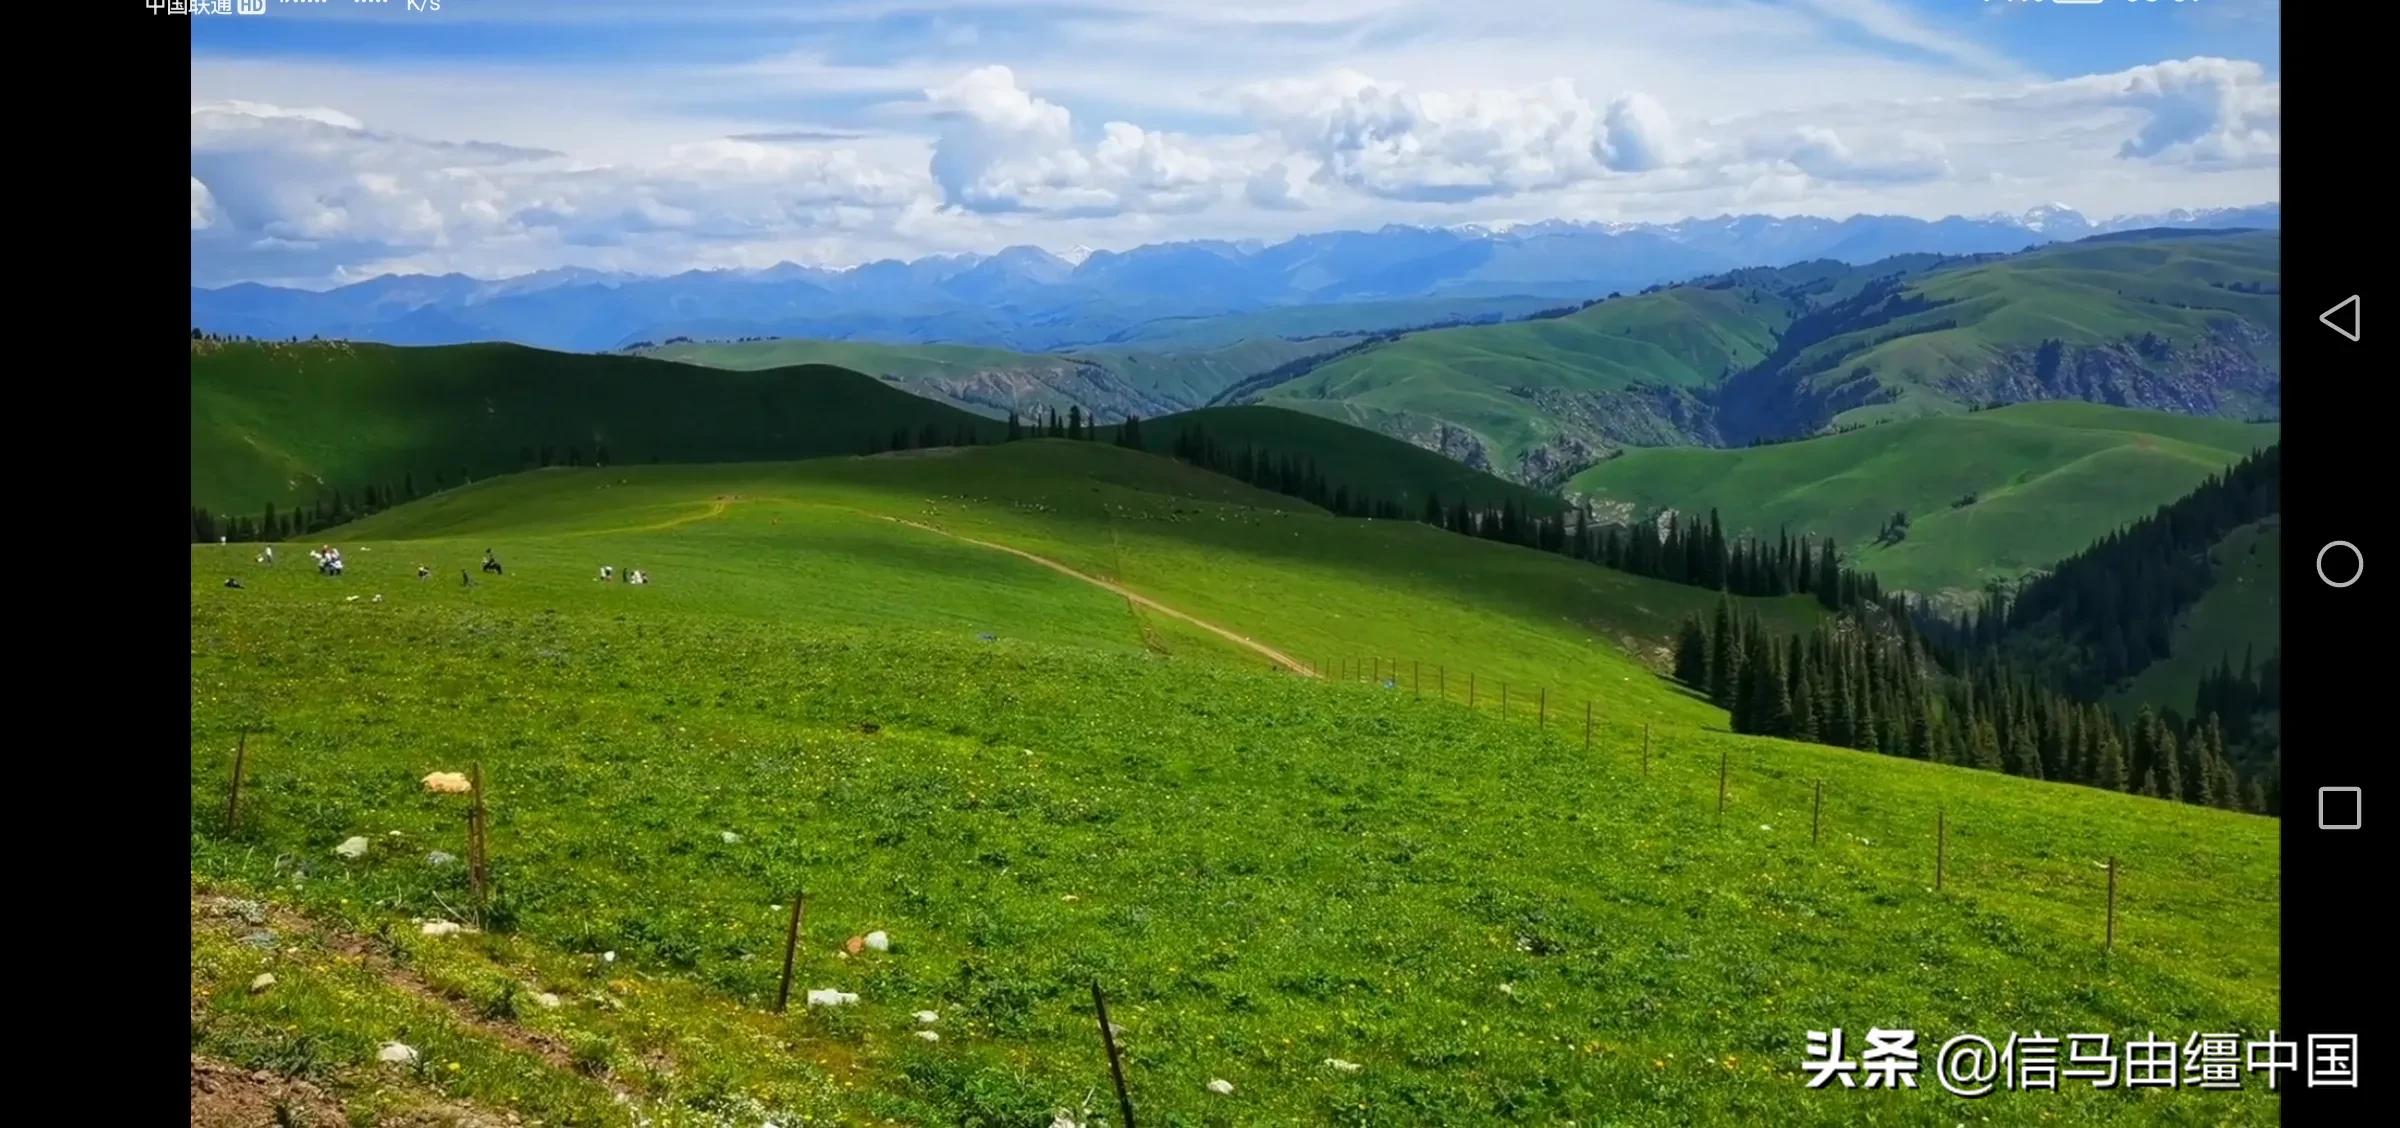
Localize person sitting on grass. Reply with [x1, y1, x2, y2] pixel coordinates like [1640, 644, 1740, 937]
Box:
[481, 549, 504, 575]
[257, 545, 275, 565]
[599, 565, 615, 581]
[417, 564, 431, 580]
[223, 577, 243, 589]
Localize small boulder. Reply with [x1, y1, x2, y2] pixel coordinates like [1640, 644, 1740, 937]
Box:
[426, 851, 458, 867]
[422, 772, 472, 794]
[533, 992, 562, 1009]
[333, 836, 369, 859]
[1205, 1079, 1235, 1096]
[1325, 1058, 1362, 1074]
[421, 920, 464, 937]
[249, 973, 277, 994]
[914, 1030, 940, 1042]
[864, 930, 890, 953]
[719, 830, 741, 844]
[805, 988, 859, 1007]
[913, 1010, 940, 1025]
[377, 1042, 419, 1066]
[601, 951, 617, 964]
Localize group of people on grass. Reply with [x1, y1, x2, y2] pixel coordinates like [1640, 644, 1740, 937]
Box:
[597, 564, 650, 585]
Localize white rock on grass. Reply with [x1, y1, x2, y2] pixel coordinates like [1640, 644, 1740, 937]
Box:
[426, 851, 457, 867]
[421, 920, 464, 937]
[534, 992, 562, 1009]
[913, 1010, 940, 1025]
[914, 1030, 940, 1042]
[249, 973, 277, 994]
[720, 830, 740, 844]
[1324, 1058, 1362, 1074]
[601, 951, 617, 963]
[377, 1042, 419, 1065]
[864, 930, 890, 953]
[805, 989, 859, 1007]
[333, 836, 369, 859]
[1206, 1078, 1235, 1096]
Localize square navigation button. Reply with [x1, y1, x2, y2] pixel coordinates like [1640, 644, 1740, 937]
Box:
[2318, 787, 2363, 830]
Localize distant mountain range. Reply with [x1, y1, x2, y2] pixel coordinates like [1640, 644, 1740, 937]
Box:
[190, 204, 2279, 354]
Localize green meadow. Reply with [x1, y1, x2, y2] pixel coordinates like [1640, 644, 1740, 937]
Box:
[191, 440, 2278, 1126]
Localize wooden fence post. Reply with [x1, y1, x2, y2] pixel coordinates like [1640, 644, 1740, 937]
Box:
[1936, 809, 1947, 892]
[774, 892, 808, 1012]
[1093, 982, 1137, 1128]
[1641, 723, 1651, 775]
[2105, 856, 2118, 955]
[1539, 688, 1547, 729]
[1812, 781, 1823, 845]
[1469, 673, 1476, 708]
[1716, 750, 1728, 819]
[224, 729, 249, 834]
[468, 762, 491, 916]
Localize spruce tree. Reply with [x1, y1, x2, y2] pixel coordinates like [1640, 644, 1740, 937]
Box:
[1674, 618, 1709, 686]
[2094, 728, 2129, 792]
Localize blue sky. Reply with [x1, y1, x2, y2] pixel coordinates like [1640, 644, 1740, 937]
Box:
[189, 0, 2281, 285]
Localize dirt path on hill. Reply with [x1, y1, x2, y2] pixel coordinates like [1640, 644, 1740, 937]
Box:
[880, 516, 1320, 678]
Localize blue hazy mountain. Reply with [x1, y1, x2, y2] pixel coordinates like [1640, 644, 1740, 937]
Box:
[190, 204, 2278, 353]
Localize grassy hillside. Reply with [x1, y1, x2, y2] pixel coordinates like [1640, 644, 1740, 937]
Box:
[640, 335, 1355, 423]
[1262, 286, 1793, 481]
[1109, 405, 1567, 517]
[190, 339, 996, 519]
[2116, 518, 2281, 715]
[1791, 232, 2281, 431]
[191, 440, 2276, 1124]
[1247, 234, 2277, 481]
[1569, 402, 2277, 600]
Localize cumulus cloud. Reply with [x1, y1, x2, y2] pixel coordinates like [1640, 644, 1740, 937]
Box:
[2083, 58, 2278, 166]
[189, 100, 923, 282]
[924, 65, 1224, 215]
[191, 177, 220, 231]
[186, 51, 2278, 285]
[1600, 93, 1677, 172]
[1747, 127, 1950, 184]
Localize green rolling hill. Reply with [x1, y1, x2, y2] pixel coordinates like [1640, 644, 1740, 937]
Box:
[1567, 402, 2278, 601]
[190, 439, 2276, 1125]
[638, 335, 1364, 424]
[189, 339, 1000, 521]
[1261, 283, 1801, 482]
[1108, 405, 1567, 517]
[2116, 517, 2280, 717]
[1249, 233, 2278, 484]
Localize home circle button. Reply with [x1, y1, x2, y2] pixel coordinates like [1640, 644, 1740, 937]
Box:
[2316, 541, 2364, 589]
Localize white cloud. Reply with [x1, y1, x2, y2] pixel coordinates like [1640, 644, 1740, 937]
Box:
[186, 47, 2279, 285]
[1238, 70, 1642, 202]
[924, 65, 1226, 215]
[191, 178, 220, 231]
[1600, 93, 1676, 172]
[1747, 127, 1950, 184]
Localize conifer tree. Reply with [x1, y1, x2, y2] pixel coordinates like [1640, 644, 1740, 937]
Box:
[1674, 617, 1709, 686]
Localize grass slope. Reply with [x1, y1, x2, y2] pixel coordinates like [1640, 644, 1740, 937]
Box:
[2116, 518, 2282, 715]
[190, 442, 2276, 1125]
[1803, 232, 2281, 429]
[1109, 405, 1567, 517]
[640, 335, 1355, 422]
[1251, 234, 2277, 479]
[1263, 286, 1791, 477]
[190, 340, 997, 518]
[1569, 402, 2278, 599]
